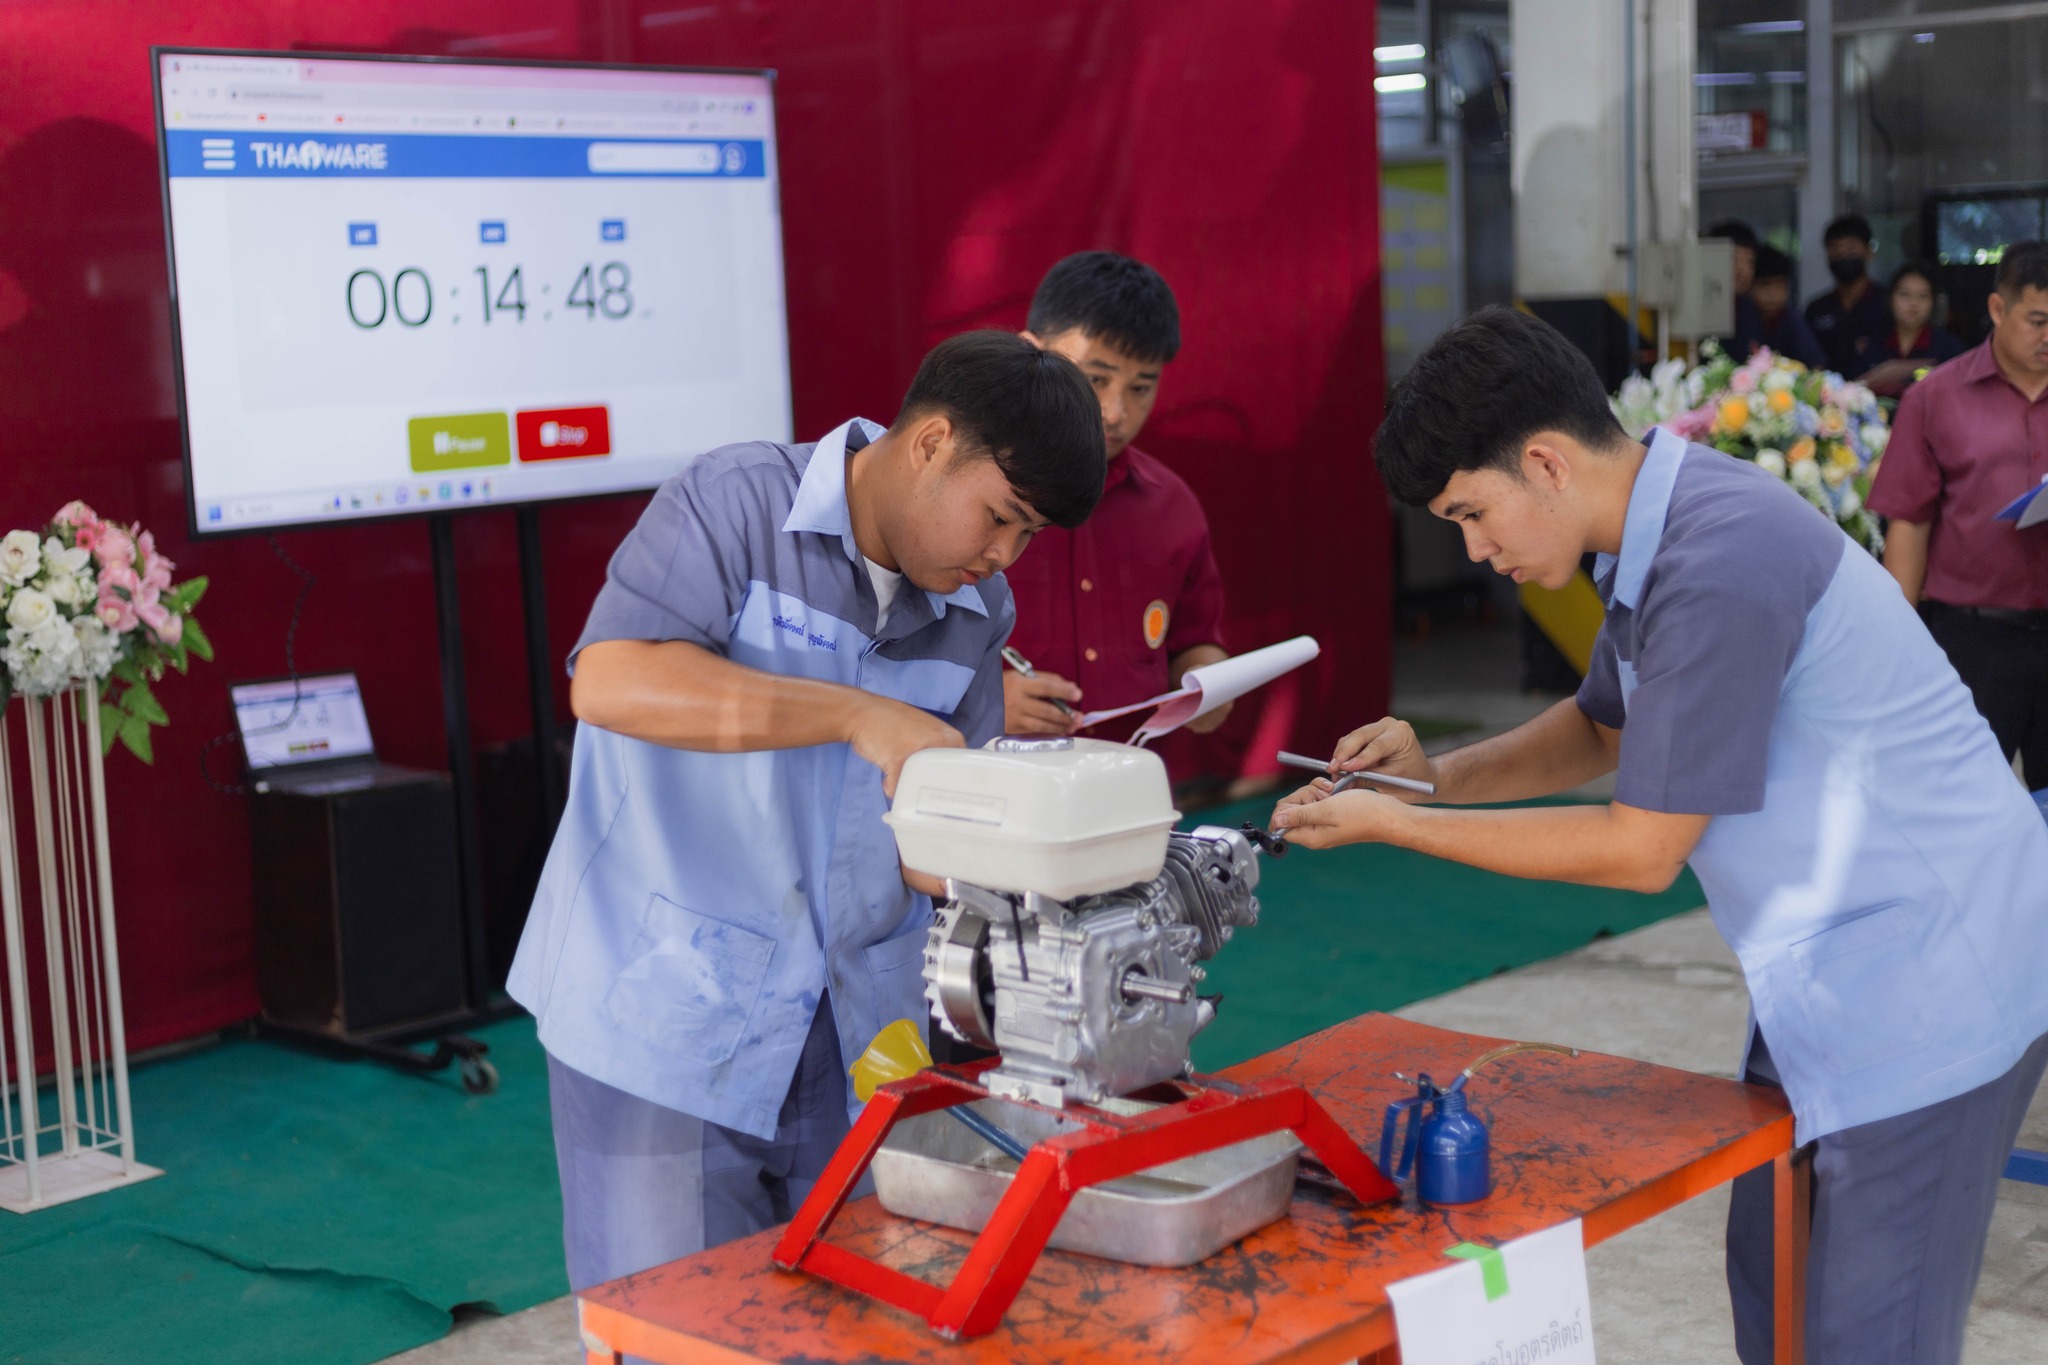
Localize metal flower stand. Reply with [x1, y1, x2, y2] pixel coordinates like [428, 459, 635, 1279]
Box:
[0, 686, 161, 1212]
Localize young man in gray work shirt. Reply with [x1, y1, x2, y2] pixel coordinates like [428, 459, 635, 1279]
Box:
[1274, 307, 2048, 1363]
[507, 331, 1104, 1294]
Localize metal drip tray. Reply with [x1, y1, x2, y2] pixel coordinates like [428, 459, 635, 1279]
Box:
[870, 1097, 1301, 1267]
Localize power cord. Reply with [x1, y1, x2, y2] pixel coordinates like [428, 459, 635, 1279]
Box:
[197, 536, 317, 796]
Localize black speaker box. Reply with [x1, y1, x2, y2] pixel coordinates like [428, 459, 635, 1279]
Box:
[250, 774, 467, 1037]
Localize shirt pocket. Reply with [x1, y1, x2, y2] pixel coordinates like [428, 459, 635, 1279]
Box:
[1117, 560, 1177, 666]
[1788, 900, 1990, 1075]
[604, 893, 777, 1066]
[861, 919, 933, 1020]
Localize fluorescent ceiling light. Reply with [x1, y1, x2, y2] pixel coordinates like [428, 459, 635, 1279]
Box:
[1374, 44, 1427, 64]
[1731, 20, 1804, 35]
[1375, 73, 1429, 93]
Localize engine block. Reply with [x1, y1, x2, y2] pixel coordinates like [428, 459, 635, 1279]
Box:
[925, 825, 1262, 1107]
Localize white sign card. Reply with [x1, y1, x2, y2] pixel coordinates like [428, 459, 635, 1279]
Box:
[1384, 1219, 1597, 1365]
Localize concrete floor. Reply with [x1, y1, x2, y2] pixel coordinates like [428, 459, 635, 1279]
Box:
[384, 622, 2048, 1363]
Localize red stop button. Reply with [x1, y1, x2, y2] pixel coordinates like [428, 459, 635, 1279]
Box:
[516, 406, 612, 462]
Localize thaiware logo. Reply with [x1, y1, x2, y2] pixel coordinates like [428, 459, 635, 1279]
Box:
[248, 138, 390, 171]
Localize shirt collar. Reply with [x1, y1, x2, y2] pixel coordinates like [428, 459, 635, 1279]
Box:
[1103, 446, 1143, 492]
[1594, 425, 1686, 611]
[779, 417, 988, 620]
[1957, 338, 2001, 386]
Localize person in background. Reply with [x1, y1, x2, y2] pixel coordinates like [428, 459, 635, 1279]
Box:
[1868, 241, 2048, 782]
[1804, 213, 1893, 377]
[1000, 251, 1233, 739]
[1856, 262, 1967, 397]
[1750, 245, 1828, 370]
[1704, 219, 1765, 361]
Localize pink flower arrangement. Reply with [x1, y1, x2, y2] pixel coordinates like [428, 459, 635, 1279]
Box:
[0, 501, 213, 763]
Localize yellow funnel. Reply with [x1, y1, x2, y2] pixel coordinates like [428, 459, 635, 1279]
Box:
[850, 1019, 934, 1102]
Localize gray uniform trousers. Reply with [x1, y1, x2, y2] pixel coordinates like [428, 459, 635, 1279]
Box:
[546, 995, 860, 1298]
[1727, 1031, 2048, 1364]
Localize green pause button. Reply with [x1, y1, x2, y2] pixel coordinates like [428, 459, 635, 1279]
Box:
[409, 412, 512, 472]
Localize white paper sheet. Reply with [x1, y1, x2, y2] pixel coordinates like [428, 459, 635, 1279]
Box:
[1385, 1219, 1598, 1365]
[1075, 635, 1320, 743]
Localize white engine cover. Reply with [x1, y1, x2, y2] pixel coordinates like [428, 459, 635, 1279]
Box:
[884, 737, 1179, 899]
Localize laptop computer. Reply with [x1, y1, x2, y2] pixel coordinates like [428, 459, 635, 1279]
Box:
[231, 672, 430, 795]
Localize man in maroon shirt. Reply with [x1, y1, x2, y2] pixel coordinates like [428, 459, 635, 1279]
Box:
[1868, 241, 2048, 777]
[1001, 252, 1232, 738]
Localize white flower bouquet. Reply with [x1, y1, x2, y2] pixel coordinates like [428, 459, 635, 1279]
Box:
[0, 502, 213, 762]
[1612, 341, 1890, 554]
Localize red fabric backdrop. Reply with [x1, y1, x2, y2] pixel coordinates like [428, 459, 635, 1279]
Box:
[0, 1, 1387, 1051]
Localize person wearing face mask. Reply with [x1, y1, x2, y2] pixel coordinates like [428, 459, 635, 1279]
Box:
[1804, 214, 1893, 377]
[1856, 262, 1967, 397]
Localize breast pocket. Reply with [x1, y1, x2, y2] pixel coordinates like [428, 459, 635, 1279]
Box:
[605, 894, 776, 1065]
[860, 652, 975, 720]
[1789, 900, 1995, 1075]
[862, 919, 934, 1024]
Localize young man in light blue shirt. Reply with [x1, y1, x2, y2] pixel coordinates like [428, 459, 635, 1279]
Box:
[508, 331, 1104, 1292]
[1275, 307, 2048, 1364]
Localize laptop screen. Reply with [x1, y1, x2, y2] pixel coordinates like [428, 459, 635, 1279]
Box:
[231, 673, 376, 770]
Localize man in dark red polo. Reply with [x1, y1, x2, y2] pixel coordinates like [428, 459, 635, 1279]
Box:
[1868, 240, 2048, 778]
[1000, 252, 1231, 738]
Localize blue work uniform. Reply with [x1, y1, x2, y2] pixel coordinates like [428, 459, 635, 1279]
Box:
[1579, 426, 2048, 1363]
[507, 418, 1013, 1287]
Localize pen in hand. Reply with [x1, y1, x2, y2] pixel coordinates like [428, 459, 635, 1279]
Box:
[1001, 646, 1077, 719]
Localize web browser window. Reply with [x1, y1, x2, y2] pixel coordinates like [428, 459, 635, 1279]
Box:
[156, 51, 792, 535]
[231, 673, 377, 770]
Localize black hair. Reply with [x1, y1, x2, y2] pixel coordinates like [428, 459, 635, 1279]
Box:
[894, 330, 1105, 528]
[1753, 244, 1794, 283]
[1823, 213, 1873, 246]
[1704, 218, 1760, 252]
[1995, 240, 2048, 300]
[1889, 260, 1937, 293]
[1025, 251, 1182, 364]
[1373, 307, 1631, 508]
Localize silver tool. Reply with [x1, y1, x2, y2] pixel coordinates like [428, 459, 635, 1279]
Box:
[1274, 749, 1437, 796]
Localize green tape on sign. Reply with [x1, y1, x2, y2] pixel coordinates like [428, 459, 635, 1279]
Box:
[1446, 1242, 1509, 1301]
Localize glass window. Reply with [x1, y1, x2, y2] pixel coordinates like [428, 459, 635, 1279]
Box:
[1697, 1, 1807, 154]
[1838, 16, 2048, 263]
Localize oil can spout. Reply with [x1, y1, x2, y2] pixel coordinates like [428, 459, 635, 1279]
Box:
[1453, 1040, 1579, 1091]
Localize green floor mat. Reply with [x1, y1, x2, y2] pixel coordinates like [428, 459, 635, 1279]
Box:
[1, 796, 1701, 1365]
[1184, 793, 1705, 1071]
[0, 1016, 565, 1365]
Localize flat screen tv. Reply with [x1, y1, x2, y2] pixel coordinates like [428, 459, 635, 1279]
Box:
[153, 48, 792, 536]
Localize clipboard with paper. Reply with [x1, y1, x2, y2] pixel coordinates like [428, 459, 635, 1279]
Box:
[1996, 476, 2048, 529]
[1075, 635, 1321, 745]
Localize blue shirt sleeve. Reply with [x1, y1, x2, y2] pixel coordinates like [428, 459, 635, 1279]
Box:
[1612, 556, 1809, 815]
[570, 458, 769, 670]
[1576, 620, 1627, 729]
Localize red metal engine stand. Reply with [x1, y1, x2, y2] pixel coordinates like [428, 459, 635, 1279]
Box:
[771, 1059, 1401, 1340]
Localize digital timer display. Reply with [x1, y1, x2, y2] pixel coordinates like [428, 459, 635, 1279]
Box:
[157, 51, 791, 535]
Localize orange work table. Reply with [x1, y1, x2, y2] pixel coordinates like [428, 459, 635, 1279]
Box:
[577, 1013, 1806, 1365]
